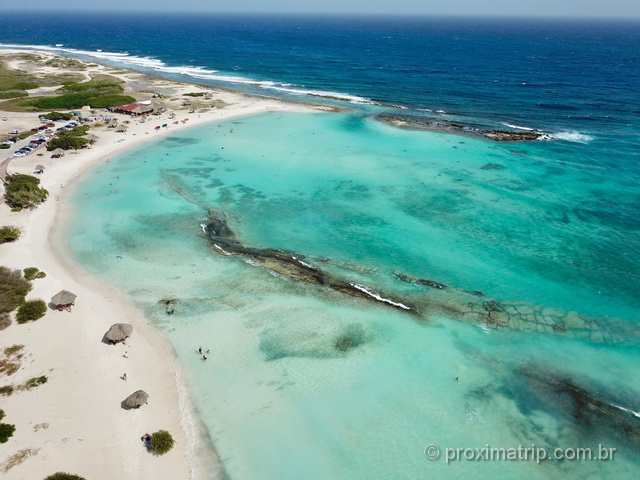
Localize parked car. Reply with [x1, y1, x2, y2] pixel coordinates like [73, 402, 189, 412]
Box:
[8, 129, 18, 134]
[13, 151, 26, 157]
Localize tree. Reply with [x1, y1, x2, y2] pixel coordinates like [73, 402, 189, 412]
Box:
[150, 430, 175, 455]
[4, 174, 49, 211]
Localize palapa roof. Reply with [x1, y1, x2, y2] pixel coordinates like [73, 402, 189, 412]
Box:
[124, 390, 149, 408]
[51, 290, 76, 306]
[105, 323, 133, 343]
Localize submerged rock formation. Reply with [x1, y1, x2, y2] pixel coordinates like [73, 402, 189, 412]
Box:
[204, 212, 415, 313]
[396, 271, 639, 345]
[520, 367, 640, 447]
[164, 172, 638, 346]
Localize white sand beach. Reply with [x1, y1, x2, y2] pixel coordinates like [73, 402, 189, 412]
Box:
[0, 49, 315, 479]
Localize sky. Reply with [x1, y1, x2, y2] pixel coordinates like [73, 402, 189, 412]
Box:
[1, 0, 639, 18]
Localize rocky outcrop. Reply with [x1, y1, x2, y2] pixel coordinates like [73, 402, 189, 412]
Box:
[376, 114, 550, 142]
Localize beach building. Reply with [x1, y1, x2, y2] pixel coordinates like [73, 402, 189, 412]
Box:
[112, 100, 164, 116]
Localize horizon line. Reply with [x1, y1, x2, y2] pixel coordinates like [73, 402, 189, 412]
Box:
[1, 10, 640, 21]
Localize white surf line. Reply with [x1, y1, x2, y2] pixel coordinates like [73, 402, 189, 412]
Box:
[350, 283, 411, 310]
[611, 403, 640, 419]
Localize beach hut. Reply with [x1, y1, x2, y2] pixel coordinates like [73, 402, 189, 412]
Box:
[105, 323, 133, 344]
[51, 290, 76, 311]
[123, 390, 149, 409]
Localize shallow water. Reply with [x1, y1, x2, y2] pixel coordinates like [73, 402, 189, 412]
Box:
[69, 112, 640, 479]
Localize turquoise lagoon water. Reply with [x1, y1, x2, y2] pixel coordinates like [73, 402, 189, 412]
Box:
[69, 112, 640, 479]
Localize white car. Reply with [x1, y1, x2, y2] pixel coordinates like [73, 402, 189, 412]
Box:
[13, 151, 26, 157]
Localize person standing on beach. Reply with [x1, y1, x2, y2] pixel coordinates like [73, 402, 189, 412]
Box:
[198, 346, 202, 354]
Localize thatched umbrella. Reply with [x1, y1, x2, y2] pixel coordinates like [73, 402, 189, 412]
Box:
[51, 290, 76, 306]
[50, 148, 66, 157]
[124, 390, 148, 409]
[35, 165, 45, 171]
[105, 323, 133, 343]
[86, 134, 99, 143]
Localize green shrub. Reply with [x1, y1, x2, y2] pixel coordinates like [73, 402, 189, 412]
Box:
[150, 430, 175, 455]
[0, 226, 21, 244]
[4, 174, 49, 210]
[0, 313, 10, 330]
[41, 111, 73, 121]
[16, 300, 47, 323]
[11, 82, 39, 90]
[183, 92, 205, 97]
[88, 94, 135, 108]
[44, 473, 86, 480]
[58, 125, 90, 137]
[0, 386, 13, 396]
[26, 92, 95, 110]
[0, 409, 4, 421]
[0, 422, 16, 443]
[46, 136, 90, 151]
[23, 268, 46, 281]
[0, 267, 32, 313]
[24, 376, 47, 388]
[0, 91, 28, 99]
[0, 144, 9, 149]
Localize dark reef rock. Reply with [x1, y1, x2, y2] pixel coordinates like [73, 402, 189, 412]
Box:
[481, 163, 506, 170]
[520, 367, 640, 446]
[204, 212, 415, 313]
[377, 114, 549, 142]
[394, 272, 448, 289]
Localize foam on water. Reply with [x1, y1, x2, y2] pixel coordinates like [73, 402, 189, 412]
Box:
[551, 131, 595, 143]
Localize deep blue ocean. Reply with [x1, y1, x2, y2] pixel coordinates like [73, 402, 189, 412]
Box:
[2, 12, 640, 480]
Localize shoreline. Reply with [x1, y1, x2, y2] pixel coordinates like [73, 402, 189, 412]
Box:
[0, 48, 316, 479]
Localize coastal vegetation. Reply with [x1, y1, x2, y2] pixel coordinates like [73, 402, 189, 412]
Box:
[0, 226, 21, 244]
[46, 125, 93, 151]
[1, 56, 131, 111]
[0, 411, 16, 444]
[44, 473, 86, 480]
[150, 430, 175, 455]
[0, 448, 39, 473]
[4, 174, 49, 211]
[0, 267, 32, 315]
[0, 386, 13, 396]
[40, 111, 74, 121]
[23, 267, 46, 281]
[16, 300, 47, 324]
[0, 345, 24, 376]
